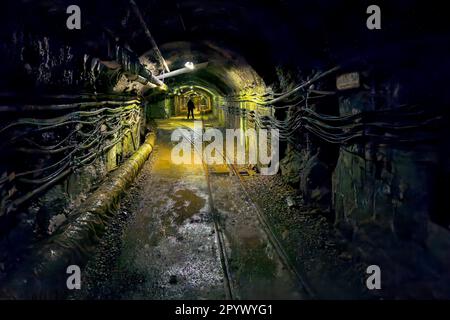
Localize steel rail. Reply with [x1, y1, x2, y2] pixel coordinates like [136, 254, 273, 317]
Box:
[180, 116, 316, 299]
[177, 126, 236, 300]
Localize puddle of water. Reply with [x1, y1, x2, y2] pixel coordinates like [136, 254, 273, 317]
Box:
[90, 118, 302, 300]
[169, 189, 206, 225]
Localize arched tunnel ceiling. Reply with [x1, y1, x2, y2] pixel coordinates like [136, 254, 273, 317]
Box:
[141, 41, 266, 96]
[2, 1, 448, 95]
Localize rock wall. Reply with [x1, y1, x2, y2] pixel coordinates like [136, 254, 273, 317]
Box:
[0, 26, 152, 280]
[272, 61, 450, 296]
[329, 70, 450, 297]
[0, 103, 145, 282]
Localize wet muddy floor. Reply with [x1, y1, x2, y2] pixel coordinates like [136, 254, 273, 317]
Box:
[75, 118, 304, 300]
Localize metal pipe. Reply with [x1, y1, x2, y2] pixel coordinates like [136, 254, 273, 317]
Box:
[1, 133, 157, 298]
[155, 62, 209, 80]
[129, 0, 170, 73]
[98, 46, 167, 89]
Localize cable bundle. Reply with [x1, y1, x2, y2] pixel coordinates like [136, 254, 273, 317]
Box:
[0, 99, 142, 214]
[223, 66, 442, 147]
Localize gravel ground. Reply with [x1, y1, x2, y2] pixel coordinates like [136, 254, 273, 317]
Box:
[71, 118, 374, 300]
[73, 124, 226, 300]
[72, 119, 306, 300]
[72, 160, 371, 299]
[242, 174, 373, 299]
[71, 144, 159, 299]
[209, 173, 304, 299]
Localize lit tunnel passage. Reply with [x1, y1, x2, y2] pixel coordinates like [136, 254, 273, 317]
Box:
[0, 0, 450, 301]
[143, 41, 269, 126]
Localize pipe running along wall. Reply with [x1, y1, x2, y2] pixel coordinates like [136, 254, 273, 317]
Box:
[0, 132, 156, 299]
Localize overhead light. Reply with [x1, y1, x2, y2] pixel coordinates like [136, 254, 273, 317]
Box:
[185, 62, 195, 70]
[156, 62, 207, 80]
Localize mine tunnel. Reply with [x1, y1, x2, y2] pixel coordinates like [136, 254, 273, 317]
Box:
[0, 0, 450, 300]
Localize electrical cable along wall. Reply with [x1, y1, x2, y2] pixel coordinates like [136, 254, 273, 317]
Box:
[0, 0, 448, 300]
[0, 96, 146, 234]
[0, 3, 167, 291]
[222, 65, 447, 220]
[226, 67, 443, 149]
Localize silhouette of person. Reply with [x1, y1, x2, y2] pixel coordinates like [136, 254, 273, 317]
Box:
[187, 99, 195, 119]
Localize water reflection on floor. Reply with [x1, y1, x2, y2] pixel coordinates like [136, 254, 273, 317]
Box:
[80, 117, 303, 299]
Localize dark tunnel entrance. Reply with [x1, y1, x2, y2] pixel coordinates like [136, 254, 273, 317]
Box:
[0, 0, 450, 301]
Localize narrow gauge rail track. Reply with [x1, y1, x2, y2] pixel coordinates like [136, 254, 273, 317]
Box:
[178, 112, 315, 299]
